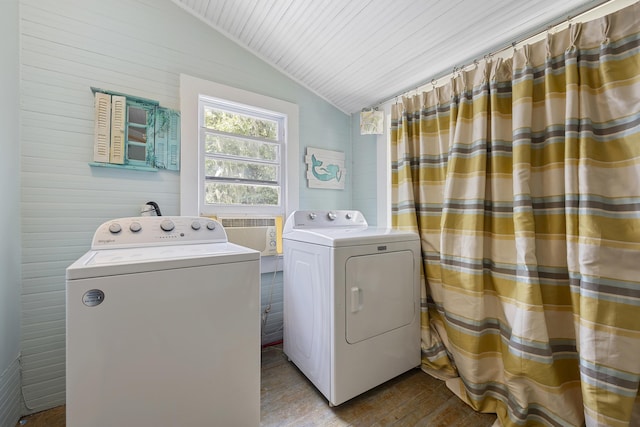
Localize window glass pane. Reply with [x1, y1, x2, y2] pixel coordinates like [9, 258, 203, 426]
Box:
[204, 182, 280, 206]
[128, 126, 146, 143]
[128, 107, 147, 125]
[205, 158, 278, 182]
[205, 134, 278, 161]
[203, 107, 278, 140]
[127, 144, 146, 161]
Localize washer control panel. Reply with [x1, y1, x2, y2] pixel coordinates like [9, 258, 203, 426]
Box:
[91, 216, 227, 249]
[287, 210, 367, 229]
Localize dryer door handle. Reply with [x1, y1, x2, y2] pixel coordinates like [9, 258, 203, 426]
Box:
[350, 287, 363, 313]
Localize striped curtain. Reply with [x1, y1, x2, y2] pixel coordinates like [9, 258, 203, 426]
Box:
[391, 3, 640, 426]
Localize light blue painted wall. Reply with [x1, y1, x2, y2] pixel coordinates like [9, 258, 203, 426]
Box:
[298, 98, 352, 210]
[0, 0, 23, 425]
[351, 117, 379, 225]
[19, 0, 353, 412]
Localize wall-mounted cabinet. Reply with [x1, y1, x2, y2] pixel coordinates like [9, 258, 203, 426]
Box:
[90, 87, 180, 172]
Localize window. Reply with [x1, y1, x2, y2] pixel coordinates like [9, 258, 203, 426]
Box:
[180, 74, 299, 218]
[199, 97, 284, 212]
[90, 88, 180, 172]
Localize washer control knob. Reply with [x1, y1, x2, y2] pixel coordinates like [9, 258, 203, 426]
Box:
[206, 221, 216, 231]
[327, 212, 337, 221]
[108, 223, 122, 234]
[160, 220, 175, 232]
[308, 212, 316, 220]
[191, 221, 201, 230]
[129, 222, 142, 232]
[345, 212, 353, 220]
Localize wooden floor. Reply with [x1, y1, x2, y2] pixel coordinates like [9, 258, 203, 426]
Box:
[17, 345, 497, 426]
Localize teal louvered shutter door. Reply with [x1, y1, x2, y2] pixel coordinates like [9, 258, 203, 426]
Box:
[167, 110, 180, 171]
[154, 107, 180, 170]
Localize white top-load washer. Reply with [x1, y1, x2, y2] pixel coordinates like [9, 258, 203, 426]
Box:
[282, 210, 421, 406]
[66, 216, 260, 427]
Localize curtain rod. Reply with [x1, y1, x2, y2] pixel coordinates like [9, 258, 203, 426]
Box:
[373, 0, 625, 108]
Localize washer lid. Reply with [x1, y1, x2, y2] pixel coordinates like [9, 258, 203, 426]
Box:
[66, 242, 259, 280]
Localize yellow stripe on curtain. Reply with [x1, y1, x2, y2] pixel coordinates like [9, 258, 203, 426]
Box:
[391, 3, 640, 426]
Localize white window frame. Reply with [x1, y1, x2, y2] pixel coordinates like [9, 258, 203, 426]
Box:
[180, 74, 299, 218]
[198, 96, 285, 216]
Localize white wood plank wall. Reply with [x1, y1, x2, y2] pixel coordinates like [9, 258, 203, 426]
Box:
[19, 0, 350, 412]
[20, 0, 179, 411]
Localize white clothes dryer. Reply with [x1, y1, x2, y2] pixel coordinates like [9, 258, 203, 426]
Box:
[66, 216, 260, 427]
[282, 210, 421, 406]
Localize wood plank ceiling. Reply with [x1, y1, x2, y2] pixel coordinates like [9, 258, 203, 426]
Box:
[173, 0, 606, 114]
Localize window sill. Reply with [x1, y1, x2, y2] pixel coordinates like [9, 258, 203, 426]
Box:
[89, 162, 158, 172]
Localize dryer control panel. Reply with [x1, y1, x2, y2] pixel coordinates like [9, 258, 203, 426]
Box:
[285, 210, 367, 231]
[91, 216, 227, 249]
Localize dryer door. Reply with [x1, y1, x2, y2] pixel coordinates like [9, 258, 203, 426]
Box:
[345, 250, 415, 344]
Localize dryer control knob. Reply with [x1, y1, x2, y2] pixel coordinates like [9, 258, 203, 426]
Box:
[108, 223, 122, 234]
[160, 219, 175, 232]
[308, 213, 316, 220]
[206, 221, 216, 230]
[345, 212, 353, 220]
[327, 212, 337, 221]
[129, 222, 142, 232]
[191, 221, 201, 230]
